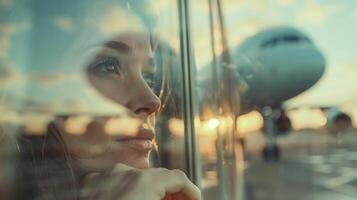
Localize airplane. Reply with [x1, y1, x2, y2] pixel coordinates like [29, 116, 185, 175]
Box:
[231, 26, 354, 160]
[198, 26, 349, 161]
[235, 26, 325, 115]
[235, 26, 326, 160]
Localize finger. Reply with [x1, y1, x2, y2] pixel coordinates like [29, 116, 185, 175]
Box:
[83, 172, 101, 183]
[113, 163, 137, 172]
[157, 170, 201, 200]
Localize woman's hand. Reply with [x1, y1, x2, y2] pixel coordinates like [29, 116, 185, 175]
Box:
[81, 163, 201, 200]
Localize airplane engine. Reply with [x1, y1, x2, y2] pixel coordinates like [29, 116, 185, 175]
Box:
[326, 109, 352, 133]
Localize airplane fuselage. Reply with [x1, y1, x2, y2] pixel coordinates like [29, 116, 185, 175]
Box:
[234, 27, 326, 114]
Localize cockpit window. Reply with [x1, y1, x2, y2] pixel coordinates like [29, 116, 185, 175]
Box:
[261, 34, 310, 48]
[283, 35, 301, 42]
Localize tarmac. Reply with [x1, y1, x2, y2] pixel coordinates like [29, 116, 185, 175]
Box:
[243, 129, 357, 200]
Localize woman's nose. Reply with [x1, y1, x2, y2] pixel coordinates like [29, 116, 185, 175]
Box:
[126, 83, 161, 118]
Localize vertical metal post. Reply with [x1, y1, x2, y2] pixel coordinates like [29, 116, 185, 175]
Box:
[177, 0, 198, 184]
[208, 0, 226, 199]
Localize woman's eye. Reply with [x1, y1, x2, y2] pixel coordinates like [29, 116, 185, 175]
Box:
[92, 57, 121, 75]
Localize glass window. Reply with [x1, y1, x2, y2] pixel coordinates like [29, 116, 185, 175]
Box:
[190, 0, 244, 199]
[2, 0, 354, 200]
[0, 0, 192, 199]
[215, 0, 357, 200]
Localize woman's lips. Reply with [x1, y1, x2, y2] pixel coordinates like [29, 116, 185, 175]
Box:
[114, 128, 154, 152]
[116, 139, 153, 151]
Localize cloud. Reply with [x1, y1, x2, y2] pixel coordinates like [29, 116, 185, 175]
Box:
[0, 62, 80, 87]
[295, 1, 339, 25]
[0, 91, 128, 132]
[53, 16, 75, 32]
[353, 10, 357, 20]
[192, 14, 279, 67]
[99, 6, 145, 35]
[29, 73, 67, 85]
[62, 99, 89, 112]
[0, 61, 18, 84]
[0, 20, 32, 58]
[0, 93, 55, 114]
[0, 0, 15, 8]
[225, 0, 269, 11]
[0, 24, 16, 58]
[0, 110, 21, 125]
[147, 0, 173, 14]
[234, 18, 278, 38]
[275, 0, 296, 6]
[1, 92, 90, 115]
[20, 98, 61, 113]
[27, 73, 79, 86]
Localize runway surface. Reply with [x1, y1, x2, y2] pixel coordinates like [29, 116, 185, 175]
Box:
[243, 129, 357, 200]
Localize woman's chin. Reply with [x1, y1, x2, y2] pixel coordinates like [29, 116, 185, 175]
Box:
[74, 154, 150, 173]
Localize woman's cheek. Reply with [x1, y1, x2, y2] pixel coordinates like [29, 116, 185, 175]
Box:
[66, 135, 111, 158]
[88, 74, 129, 106]
[110, 146, 150, 166]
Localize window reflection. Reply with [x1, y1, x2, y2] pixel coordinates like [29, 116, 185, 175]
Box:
[0, 0, 190, 199]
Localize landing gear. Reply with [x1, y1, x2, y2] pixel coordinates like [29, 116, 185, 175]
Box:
[261, 106, 282, 161]
[262, 144, 281, 161]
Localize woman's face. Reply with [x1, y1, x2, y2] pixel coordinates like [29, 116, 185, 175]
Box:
[59, 32, 161, 172]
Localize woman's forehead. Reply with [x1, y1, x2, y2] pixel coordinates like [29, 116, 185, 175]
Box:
[113, 32, 153, 51]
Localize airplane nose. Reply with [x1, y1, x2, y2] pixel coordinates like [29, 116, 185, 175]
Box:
[289, 46, 325, 86]
[261, 44, 326, 98]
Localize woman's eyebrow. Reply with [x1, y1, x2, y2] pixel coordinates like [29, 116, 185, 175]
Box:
[104, 41, 132, 54]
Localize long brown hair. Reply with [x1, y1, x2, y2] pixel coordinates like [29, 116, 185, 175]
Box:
[15, 120, 78, 200]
